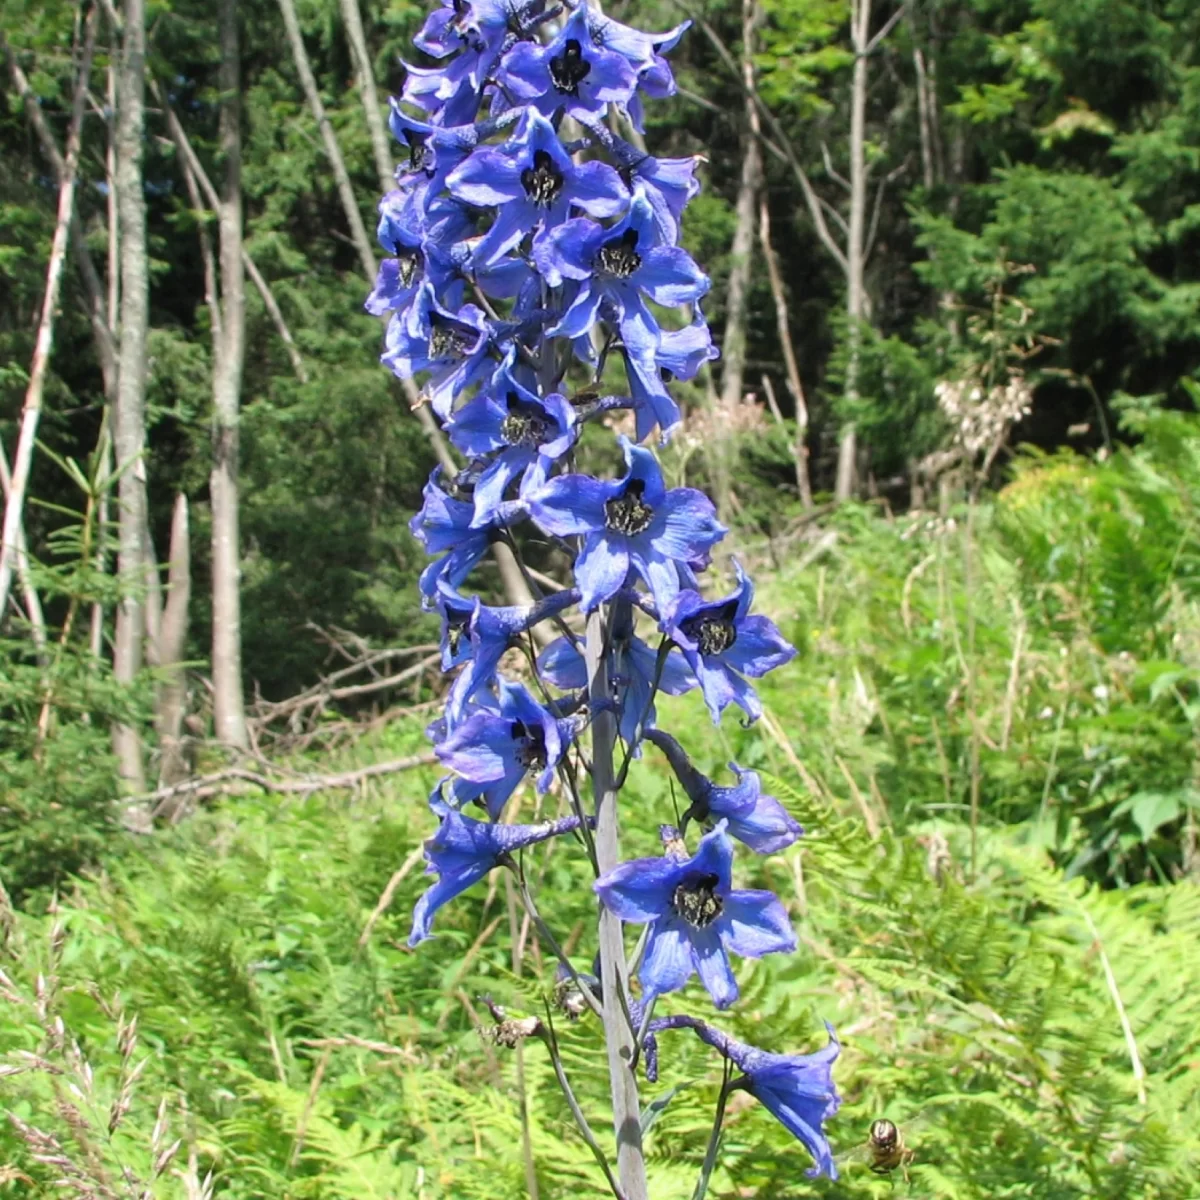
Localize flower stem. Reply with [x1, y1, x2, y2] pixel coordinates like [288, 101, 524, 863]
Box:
[692, 1061, 736, 1200]
[513, 861, 603, 1019]
[586, 601, 649, 1200]
[539, 1005, 628, 1200]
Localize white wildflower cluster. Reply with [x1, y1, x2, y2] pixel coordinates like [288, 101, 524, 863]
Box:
[935, 372, 1033, 459]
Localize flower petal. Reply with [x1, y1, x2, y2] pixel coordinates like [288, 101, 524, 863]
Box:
[639, 915, 697, 1000]
[718, 889, 797, 958]
[594, 856, 679, 922]
[575, 531, 631, 611]
[690, 924, 739, 1009]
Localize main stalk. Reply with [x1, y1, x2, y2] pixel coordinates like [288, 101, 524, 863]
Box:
[586, 603, 648, 1200]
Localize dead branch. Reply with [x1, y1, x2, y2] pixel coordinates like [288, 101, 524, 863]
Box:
[251, 652, 441, 728]
[139, 750, 437, 822]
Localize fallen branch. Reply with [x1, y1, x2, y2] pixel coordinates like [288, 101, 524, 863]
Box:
[251, 651, 440, 730]
[135, 750, 437, 821]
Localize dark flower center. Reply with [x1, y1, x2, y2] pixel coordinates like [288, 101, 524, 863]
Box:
[595, 228, 641, 279]
[549, 39, 591, 95]
[521, 149, 565, 206]
[396, 250, 420, 288]
[429, 316, 476, 360]
[681, 601, 739, 657]
[446, 612, 469, 655]
[689, 617, 737, 657]
[604, 477, 654, 536]
[511, 719, 548, 770]
[408, 132, 430, 172]
[673, 872, 724, 928]
[501, 392, 550, 448]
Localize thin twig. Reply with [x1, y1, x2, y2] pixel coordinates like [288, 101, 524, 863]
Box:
[137, 751, 436, 818]
[1080, 907, 1146, 1105]
[359, 843, 428, 947]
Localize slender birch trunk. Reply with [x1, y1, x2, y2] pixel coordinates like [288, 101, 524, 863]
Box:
[720, 0, 763, 415]
[112, 0, 151, 794]
[835, 0, 872, 502]
[211, 0, 247, 748]
[709, 0, 763, 520]
[157, 494, 192, 791]
[0, 13, 96, 621]
[758, 198, 814, 508]
[0, 443, 48, 656]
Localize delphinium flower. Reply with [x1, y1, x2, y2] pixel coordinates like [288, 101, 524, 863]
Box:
[444, 365, 579, 526]
[643, 1014, 842, 1178]
[527, 437, 725, 611]
[384, 2, 838, 1191]
[645, 728, 802, 854]
[436, 677, 577, 819]
[446, 108, 629, 268]
[661, 558, 796, 722]
[409, 795, 589, 944]
[593, 822, 796, 1009]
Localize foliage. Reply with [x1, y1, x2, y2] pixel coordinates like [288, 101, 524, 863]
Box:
[3, 728, 1199, 1197]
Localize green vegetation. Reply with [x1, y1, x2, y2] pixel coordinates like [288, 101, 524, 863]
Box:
[5, 413, 1200, 1195]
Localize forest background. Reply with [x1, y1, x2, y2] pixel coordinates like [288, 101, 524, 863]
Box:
[3, 0, 1200, 1195]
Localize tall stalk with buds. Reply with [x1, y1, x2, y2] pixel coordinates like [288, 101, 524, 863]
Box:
[383, 2, 842, 1193]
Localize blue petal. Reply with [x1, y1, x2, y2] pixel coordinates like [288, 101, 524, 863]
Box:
[575, 531, 630, 611]
[690, 924, 739, 1009]
[638, 915, 696, 1001]
[635, 246, 710, 307]
[717, 889, 797, 958]
[446, 146, 523, 207]
[527, 474, 613, 537]
[537, 636, 588, 690]
[436, 712, 517, 782]
[593, 856, 680, 922]
[721, 615, 797, 677]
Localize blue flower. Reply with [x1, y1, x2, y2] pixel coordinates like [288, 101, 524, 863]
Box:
[623, 308, 720, 443]
[410, 794, 588, 945]
[661, 560, 796, 723]
[538, 625, 695, 751]
[497, 7, 637, 124]
[527, 437, 726, 612]
[435, 677, 576, 818]
[645, 1015, 842, 1178]
[383, 282, 495, 418]
[400, 0, 513, 126]
[444, 366, 579, 526]
[411, 468, 524, 605]
[593, 822, 796, 1009]
[446, 109, 629, 268]
[443, 586, 580, 721]
[645, 729, 802, 854]
[533, 190, 709, 354]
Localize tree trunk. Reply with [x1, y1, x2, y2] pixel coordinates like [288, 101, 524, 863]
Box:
[157, 495, 192, 793]
[338, 0, 394, 193]
[0, 12, 96, 620]
[720, 0, 764, 415]
[835, 0, 872, 503]
[758, 198, 814, 508]
[710, 0, 763, 520]
[112, 0, 151, 796]
[211, 0, 248, 749]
